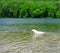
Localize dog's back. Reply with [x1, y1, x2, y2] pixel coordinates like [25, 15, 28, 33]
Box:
[32, 29, 45, 37]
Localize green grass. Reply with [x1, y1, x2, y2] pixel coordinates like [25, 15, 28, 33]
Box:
[0, 0, 60, 18]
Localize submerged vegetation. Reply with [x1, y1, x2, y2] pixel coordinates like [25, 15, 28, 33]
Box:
[0, 0, 60, 18]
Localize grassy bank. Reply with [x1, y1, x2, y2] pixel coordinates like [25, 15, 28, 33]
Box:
[0, 0, 60, 18]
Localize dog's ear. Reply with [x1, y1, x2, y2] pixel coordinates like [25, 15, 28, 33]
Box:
[32, 29, 34, 31]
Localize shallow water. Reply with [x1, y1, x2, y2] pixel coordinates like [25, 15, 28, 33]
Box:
[0, 18, 60, 53]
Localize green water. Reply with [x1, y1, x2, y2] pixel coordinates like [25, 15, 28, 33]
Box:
[0, 18, 60, 53]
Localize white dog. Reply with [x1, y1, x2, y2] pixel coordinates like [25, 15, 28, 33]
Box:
[32, 29, 45, 38]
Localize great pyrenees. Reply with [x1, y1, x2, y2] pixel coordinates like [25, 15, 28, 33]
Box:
[32, 29, 45, 38]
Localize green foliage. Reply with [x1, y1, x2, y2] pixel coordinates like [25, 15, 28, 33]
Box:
[0, 0, 60, 18]
[32, 9, 40, 17]
[56, 11, 60, 18]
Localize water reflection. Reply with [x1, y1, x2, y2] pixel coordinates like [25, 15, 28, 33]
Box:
[0, 18, 60, 53]
[0, 31, 60, 53]
[0, 18, 60, 24]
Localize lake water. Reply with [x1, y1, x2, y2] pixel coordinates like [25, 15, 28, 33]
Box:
[0, 18, 60, 53]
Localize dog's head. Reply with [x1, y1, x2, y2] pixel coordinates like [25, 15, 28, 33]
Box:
[32, 29, 37, 32]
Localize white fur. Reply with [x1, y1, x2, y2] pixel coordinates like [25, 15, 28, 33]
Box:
[32, 29, 45, 38]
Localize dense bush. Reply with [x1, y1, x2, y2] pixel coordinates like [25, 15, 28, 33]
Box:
[0, 0, 60, 18]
